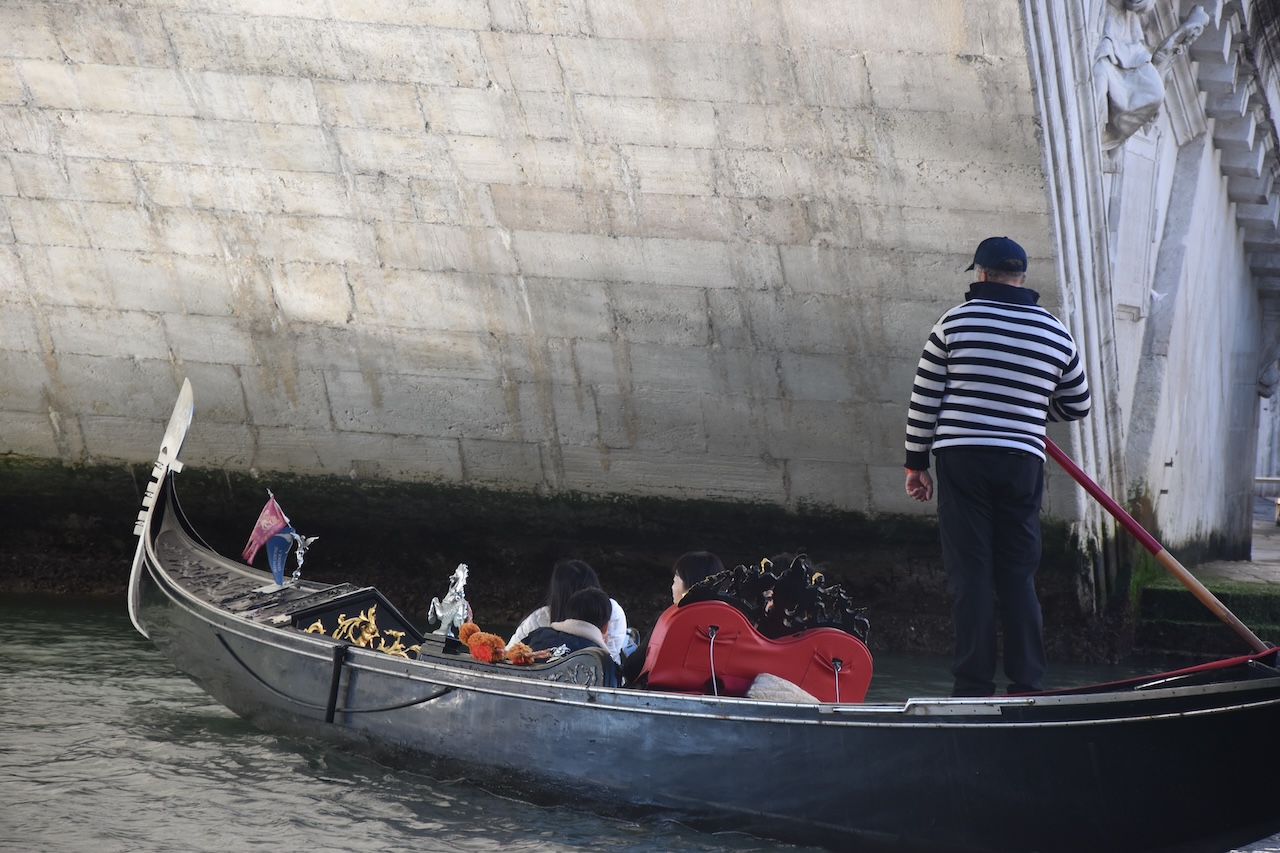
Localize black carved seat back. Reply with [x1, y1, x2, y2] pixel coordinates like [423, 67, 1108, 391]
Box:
[681, 554, 870, 642]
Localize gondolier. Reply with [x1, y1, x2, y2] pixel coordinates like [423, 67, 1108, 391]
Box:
[903, 236, 1091, 697]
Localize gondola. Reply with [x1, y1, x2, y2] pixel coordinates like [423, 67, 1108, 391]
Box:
[128, 381, 1280, 853]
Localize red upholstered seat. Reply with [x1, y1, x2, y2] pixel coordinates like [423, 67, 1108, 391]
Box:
[639, 600, 873, 703]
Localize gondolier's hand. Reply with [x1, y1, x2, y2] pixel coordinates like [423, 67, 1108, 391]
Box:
[905, 468, 933, 502]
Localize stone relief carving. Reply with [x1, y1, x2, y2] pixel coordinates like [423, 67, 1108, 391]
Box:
[1095, 0, 1211, 151]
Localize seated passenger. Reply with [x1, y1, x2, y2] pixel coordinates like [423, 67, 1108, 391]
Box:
[523, 588, 621, 686]
[669, 550, 726, 606]
[508, 558, 630, 663]
[621, 550, 725, 686]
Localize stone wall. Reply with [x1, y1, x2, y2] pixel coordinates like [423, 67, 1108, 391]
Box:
[0, 1, 1056, 517]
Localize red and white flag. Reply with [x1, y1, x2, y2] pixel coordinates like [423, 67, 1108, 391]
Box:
[242, 492, 289, 564]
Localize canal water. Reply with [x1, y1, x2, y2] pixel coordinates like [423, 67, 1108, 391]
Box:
[2, 594, 1276, 853]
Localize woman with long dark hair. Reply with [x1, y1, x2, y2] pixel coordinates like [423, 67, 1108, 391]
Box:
[508, 558, 629, 662]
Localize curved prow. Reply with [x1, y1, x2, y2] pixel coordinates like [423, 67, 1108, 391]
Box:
[128, 378, 195, 637]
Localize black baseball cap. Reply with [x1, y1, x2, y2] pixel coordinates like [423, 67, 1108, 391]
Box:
[966, 236, 1027, 272]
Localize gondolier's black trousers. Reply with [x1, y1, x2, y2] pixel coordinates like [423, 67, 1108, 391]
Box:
[935, 448, 1047, 697]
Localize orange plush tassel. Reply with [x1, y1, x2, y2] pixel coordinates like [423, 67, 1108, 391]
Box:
[458, 622, 480, 643]
[466, 631, 506, 663]
[505, 642, 535, 665]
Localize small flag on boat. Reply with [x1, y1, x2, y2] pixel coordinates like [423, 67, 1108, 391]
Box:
[242, 491, 288, 565]
[266, 526, 299, 587]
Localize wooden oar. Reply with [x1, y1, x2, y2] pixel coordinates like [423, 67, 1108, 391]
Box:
[1044, 437, 1270, 654]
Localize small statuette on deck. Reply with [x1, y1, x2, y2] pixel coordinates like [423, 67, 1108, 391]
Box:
[427, 563, 470, 637]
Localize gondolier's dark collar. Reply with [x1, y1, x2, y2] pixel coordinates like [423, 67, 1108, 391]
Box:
[965, 281, 1041, 305]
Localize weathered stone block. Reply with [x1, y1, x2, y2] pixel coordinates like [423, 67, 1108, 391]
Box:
[587, 0, 772, 42]
[478, 32, 565, 94]
[391, 132, 514, 183]
[701, 352, 781, 399]
[777, 352, 856, 402]
[118, 252, 238, 316]
[17, 59, 79, 109]
[245, 426, 350, 475]
[235, 374, 334, 437]
[8, 198, 88, 247]
[861, 205, 1052, 257]
[40, 247, 119, 309]
[240, 213, 366, 265]
[624, 387, 710, 452]
[274, 262, 354, 324]
[559, 444, 785, 501]
[883, 109, 1042, 166]
[513, 230, 736, 288]
[777, 1, 982, 53]
[58, 113, 334, 171]
[0, 106, 53, 156]
[78, 65, 196, 117]
[384, 434, 465, 481]
[490, 185, 595, 234]
[190, 72, 322, 126]
[0, 152, 15, 198]
[459, 437, 546, 488]
[0, 412, 60, 457]
[48, 5, 171, 66]
[632, 193, 733, 241]
[755, 399, 863, 463]
[420, 85, 513, 139]
[336, 23, 488, 87]
[718, 149, 818, 199]
[894, 160, 1048, 213]
[791, 47, 874, 108]
[788, 459, 868, 512]
[627, 145, 716, 195]
[715, 103, 861, 153]
[609, 283, 711, 346]
[488, 0, 590, 38]
[87, 203, 223, 256]
[2, 6, 63, 61]
[59, 353, 182, 421]
[163, 313, 257, 365]
[326, 371, 512, 440]
[0, 350, 51, 408]
[165, 14, 342, 77]
[316, 81, 423, 132]
[568, 339, 624, 391]
[47, 307, 168, 359]
[386, 327, 501, 381]
[627, 342, 718, 392]
[864, 50, 1031, 115]
[373, 221, 519, 275]
[706, 289, 880, 354]
[521, 277, 614, 339]
[331, 0, 491, 28]
[0, 247, 24, 297]
[573, 95, 717, 148]
[352, 174, 419, 222]
[778, 245, 897, 297]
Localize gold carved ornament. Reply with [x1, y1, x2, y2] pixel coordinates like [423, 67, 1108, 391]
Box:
[304, 603, 421, 659]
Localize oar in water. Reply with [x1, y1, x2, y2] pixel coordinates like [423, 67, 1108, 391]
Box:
[1044, 437, 1270, 654]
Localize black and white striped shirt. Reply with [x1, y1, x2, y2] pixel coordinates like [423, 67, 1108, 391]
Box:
[904, 282, 1091, 470]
